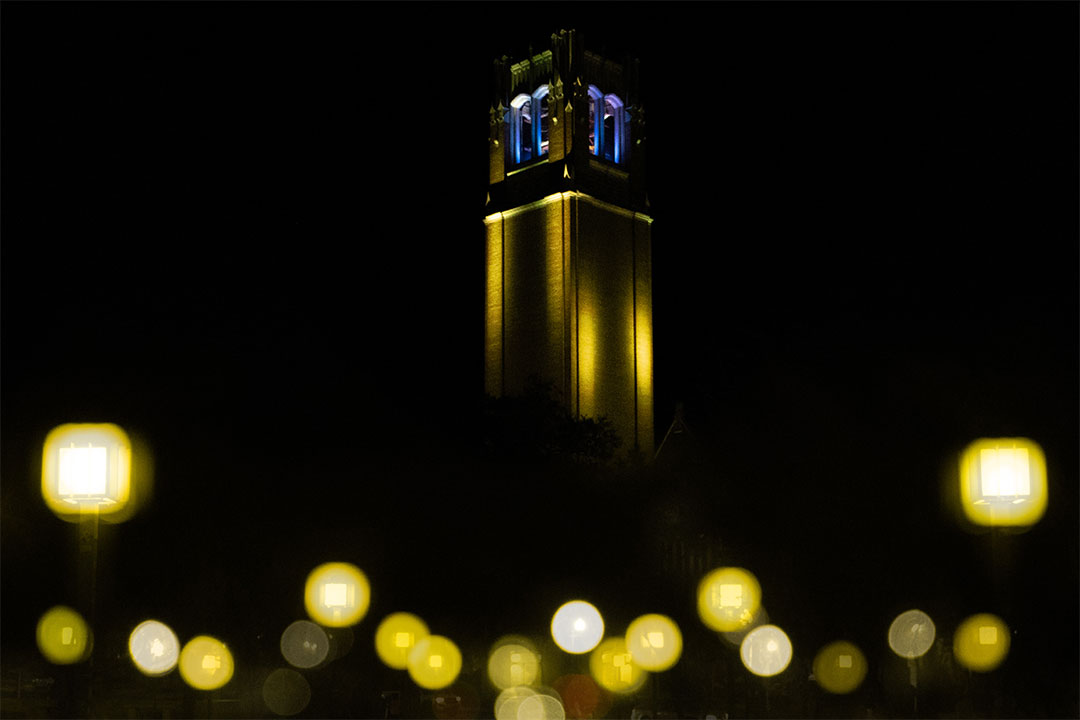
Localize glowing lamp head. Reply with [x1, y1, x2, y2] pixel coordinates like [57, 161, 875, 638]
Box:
[36, 606, 91, 665]
[698, 567, 762, 632]
[551, 600, 605, 654]
[953, 613, 1010, 672]
[375, 612, 430, 670]
[812, 641, 868, 694]
[589, 637, 647, 694]
[407, 635, 462, 690]
[960, 438, 1047, 526]
[178, 635, 233, 690]
[129, 620, 180, 676]
[626, 614, 682, 672]
[740, 624, 793, 677]
[487, 636, 540, 690]
[888, 609, 936, 659]
[303, 562, 370, 627]
[42, 424, 132, 517]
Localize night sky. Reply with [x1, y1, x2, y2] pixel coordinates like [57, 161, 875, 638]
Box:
[2, 3, 1077, 718]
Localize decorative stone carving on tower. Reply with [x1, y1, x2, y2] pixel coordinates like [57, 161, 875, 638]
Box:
[484, 29, 653, 458]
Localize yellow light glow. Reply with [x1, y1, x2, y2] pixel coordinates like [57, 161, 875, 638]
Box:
[407, 635, 462, 690]
[129, 620, 179, 676]
[280, 619, 330, 669]
[578, 304, 597, 418]
[178, 635, 233, 690]
[589, 636, 647, 694]
[36, 606, 91, 665]
[551, 600, 605, 654]
[953, 613, 1010, 672]
[740, 624, 793, 677]
[960, 438, 1048, 526]
[494, 686, 536, 720]
[519, 693, 566, 720]
[303, 562, 370, 628]
[375, 612, 430, 670]
[487, 637, 540, 690]
[626, 614, 682, 672]
[888, 609, 936, 659]
[42, 424, 132, 517]
[812, 641, 868, 694]
[698, 567, 762, 632]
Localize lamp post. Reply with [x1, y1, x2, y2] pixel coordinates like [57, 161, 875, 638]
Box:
[41, 423, 134, 715]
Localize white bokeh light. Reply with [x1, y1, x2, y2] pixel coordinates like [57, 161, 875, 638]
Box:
[128, 620, 180, 676]
[551, 600, 605, 654]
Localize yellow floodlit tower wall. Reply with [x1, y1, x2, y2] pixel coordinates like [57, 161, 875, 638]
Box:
[485, 30, 653, 457]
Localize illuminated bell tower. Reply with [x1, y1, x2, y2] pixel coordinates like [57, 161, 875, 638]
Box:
[484, 30, 653, 457]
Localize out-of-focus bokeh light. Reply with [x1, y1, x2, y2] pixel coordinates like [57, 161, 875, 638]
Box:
[552, 674, 609, 720]
[960, 438, 1048, 527]
[495, 686, 537, 720]
[303, 562, 370, 627]
[487, 636, 541, 690]
[179, 635, 234, 690]
[589, 637, 647, 694]
[128, 619, 179, 676]
[280, 619, 330, 669]
[551, 600, 605, 654]
[697, 566, 762, 632]
[740, 624, 793, 677]
[375, 612, 430, 670]
[518, 692, 566, 720]
[262, 668, 311, 717]
[41, 423, 133, 518]
[953, 613, 1011, 672]
[888, 609, 936, 659]
[36, 606, 91, 664]
[626, 613, 682, 671]
[407, 635, 462, 690]
[812, 640, 868, 694]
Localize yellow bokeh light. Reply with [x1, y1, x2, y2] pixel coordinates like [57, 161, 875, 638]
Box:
[589, 637, 647, 694]
[953, 613, 1010, 672]
[280, 619, 330, 669]
[960, 438, 1048, 526]
[36, 606, 91, 665]
[488, 636, 541, 690]
[129, 619, 180, 676]
[303, 562, 370, 628]
[626, 614, 682, 672]
[519, 693, 566, 720]
[407, 635, 462, 690]
[888, 609, 936, 659]
[42, 424, 132, 518]
[178, 635, 234, 690]
[551, 600, 605, 654]
[697, 567, 762, 632]
[494, 686, 536, 720]
[812, 641, 868, 694]
[740, 625, 793, 677]
[375, 612, 430, 670]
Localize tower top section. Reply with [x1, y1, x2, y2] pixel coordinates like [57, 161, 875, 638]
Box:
[487, 29, 647, 215]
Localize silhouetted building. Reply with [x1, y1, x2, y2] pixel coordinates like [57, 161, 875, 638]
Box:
[484, 29, 654, 457]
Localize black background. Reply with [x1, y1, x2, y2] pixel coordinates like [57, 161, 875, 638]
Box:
[2, 2, 1077, 717]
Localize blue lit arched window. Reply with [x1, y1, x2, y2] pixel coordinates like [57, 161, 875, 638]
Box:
[510, 85, 551, 165]
[586, 87, 627, 164]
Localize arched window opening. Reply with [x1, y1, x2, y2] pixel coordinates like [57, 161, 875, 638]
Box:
[587, 85, 603, 156]
[511, 93, 533, 164]
[602, 93, 625, 164]
[510, 85, 551, 167]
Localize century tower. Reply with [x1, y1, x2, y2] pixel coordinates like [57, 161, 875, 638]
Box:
[484, 29, 653, 457]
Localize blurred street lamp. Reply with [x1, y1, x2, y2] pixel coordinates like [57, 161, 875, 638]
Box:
[303, 562, 371, 627]
[551, 600, 605, 654]
[959, 438, 1048, 527]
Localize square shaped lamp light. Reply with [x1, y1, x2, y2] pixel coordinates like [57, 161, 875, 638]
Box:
[960, 438, 1047, 527]
[42, 424, 132, 517]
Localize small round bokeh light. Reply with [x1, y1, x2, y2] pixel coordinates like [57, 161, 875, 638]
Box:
[551, 600, 605, 654]
[37, 606, 91, 665]
[129, 619, 180, 676]
[303, 562, 371, 628]
[953, 613, 1010, 672]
